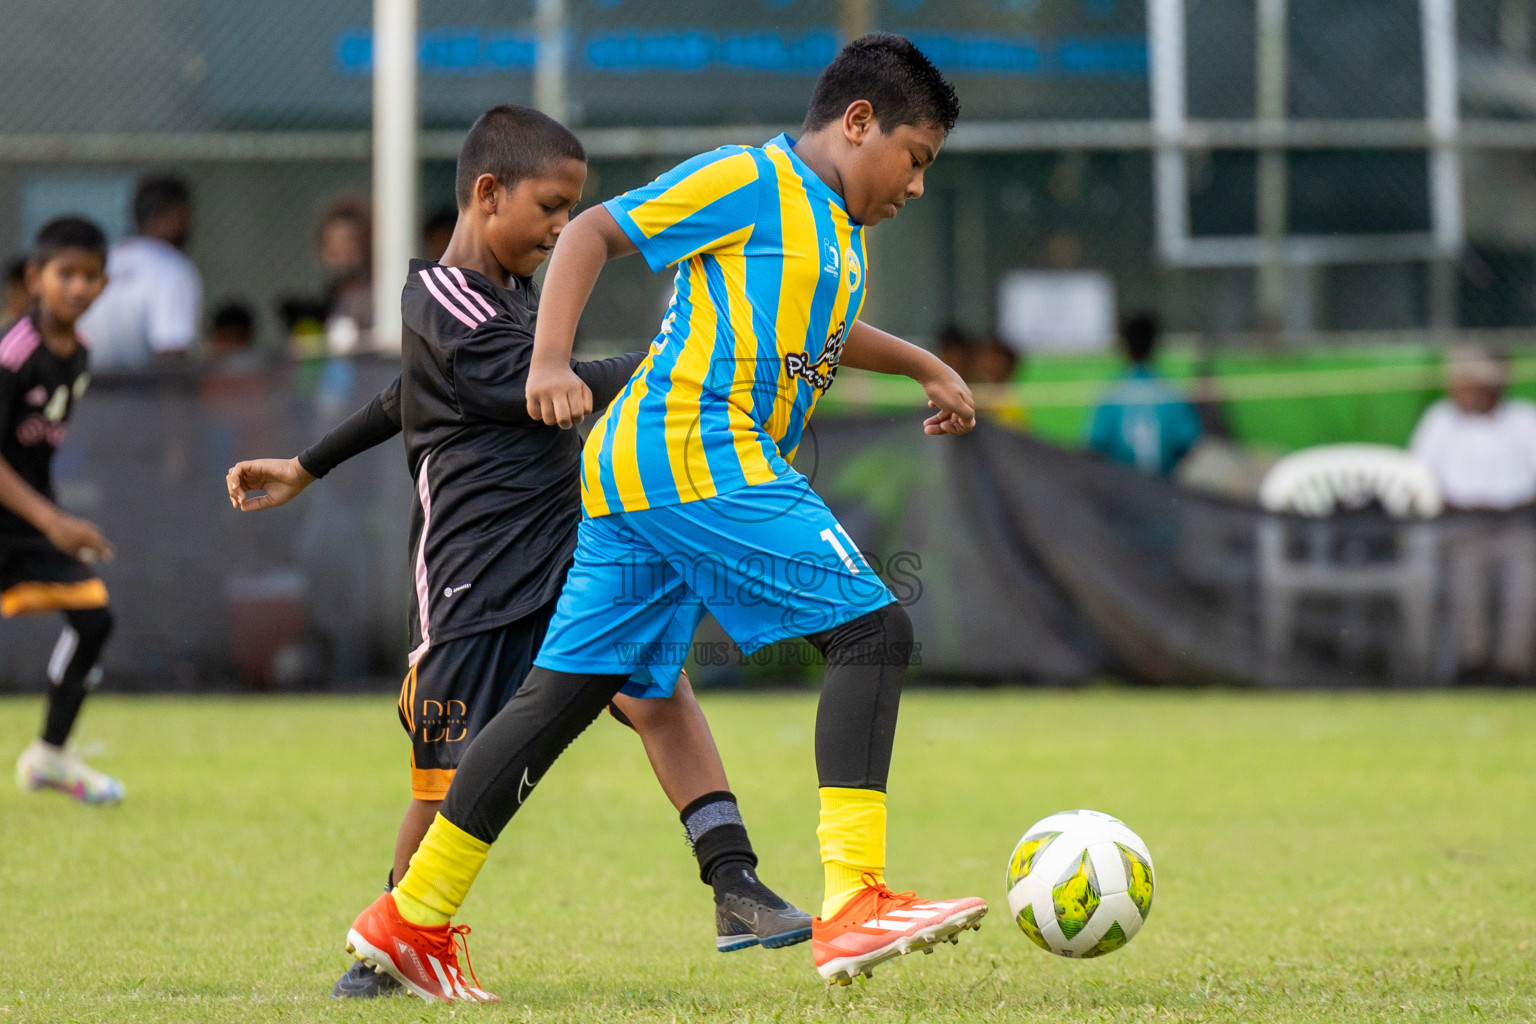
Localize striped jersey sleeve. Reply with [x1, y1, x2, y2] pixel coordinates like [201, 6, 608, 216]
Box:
[603, 146, 763, 272]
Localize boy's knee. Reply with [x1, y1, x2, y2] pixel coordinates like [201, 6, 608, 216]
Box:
[811, 602, 913, 665]
[609, 669, 696, 732]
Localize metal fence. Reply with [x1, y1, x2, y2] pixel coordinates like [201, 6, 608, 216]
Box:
[6, 2, 1536, 347]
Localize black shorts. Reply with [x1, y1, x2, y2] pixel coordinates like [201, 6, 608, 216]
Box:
[398, 600, 557, 800]
[0, 542, 109, 619]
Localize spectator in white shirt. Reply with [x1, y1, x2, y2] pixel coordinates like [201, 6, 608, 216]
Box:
[1410, 345, 1536, 682]
[77, 176, 202, 372]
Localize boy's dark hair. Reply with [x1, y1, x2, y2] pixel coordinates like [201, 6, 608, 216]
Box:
[6, 257, 26, 286]
[455, 105, 586, 208]
[133, 175, 191, 229]
[804, 33, 959, 135]
[30, 216, 108, 268]
[1121, 313, 1160, 364]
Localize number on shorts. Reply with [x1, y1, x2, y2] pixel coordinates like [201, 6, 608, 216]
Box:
[819, 525, 862, 574]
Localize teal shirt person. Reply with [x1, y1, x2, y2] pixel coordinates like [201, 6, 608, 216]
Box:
[1086, 363, 1203, 476]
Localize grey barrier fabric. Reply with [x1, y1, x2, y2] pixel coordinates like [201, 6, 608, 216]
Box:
[798, 416, 1531, 688]
[2, 382, 1530, 691]
[0, 360, 411, 692]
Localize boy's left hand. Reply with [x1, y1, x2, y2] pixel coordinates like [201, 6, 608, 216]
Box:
[226, 457, 315, 511]
[920, 366, 976, 436]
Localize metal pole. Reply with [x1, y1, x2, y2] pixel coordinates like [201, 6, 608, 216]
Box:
[1148, 0, 1189, 264]
[1423, 0, 1463, 332]
[1256, 0, 1289, 334]
[840, 0, 874, 42]
[534, 0, 568, 124]
[372, 0, 418, 353]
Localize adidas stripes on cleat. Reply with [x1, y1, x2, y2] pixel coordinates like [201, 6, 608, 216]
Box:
[813, 876, 987, 985]
[344, 892, 497, 1004]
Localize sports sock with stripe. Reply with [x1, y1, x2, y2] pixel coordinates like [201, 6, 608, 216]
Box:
[818, 787, 886, 919]
[682, 791, 787, 908]
[392, 813, 490, 927]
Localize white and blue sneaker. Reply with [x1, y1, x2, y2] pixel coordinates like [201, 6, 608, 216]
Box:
[15, 739, 123, 805]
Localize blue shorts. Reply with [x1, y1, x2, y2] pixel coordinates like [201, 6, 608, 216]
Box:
[536, 474, 896, 696]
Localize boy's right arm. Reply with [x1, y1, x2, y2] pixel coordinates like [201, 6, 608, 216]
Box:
[528, 146, 764, 428]
[226, 376, 401, 511]
[0, 455, 113, 562]
[526, 206, 637, 428]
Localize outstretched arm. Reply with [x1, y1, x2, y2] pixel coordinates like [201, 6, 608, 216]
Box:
[298, 376, 402, 478]
[227, 377, 402, 511]
[526, 206, 638, 428]
[842, 319, 976, 435]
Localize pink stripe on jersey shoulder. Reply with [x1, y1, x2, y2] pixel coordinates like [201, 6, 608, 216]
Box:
[447, 266, 498, 319]
[431, 266, 490, 327]
[420, 268, 482, 330]
[0, 318, 39, 371]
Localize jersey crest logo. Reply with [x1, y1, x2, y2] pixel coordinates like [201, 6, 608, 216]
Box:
[822, 238, 841, 275]
[844, 247, 862, 292]
[24, 385, 46, 407]
[784, 319, 847, 394]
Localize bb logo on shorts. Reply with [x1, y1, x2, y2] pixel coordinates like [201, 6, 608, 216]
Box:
[419, 699, 468, 743]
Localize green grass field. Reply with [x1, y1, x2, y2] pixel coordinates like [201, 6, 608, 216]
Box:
[2, 690, 1533, 1023]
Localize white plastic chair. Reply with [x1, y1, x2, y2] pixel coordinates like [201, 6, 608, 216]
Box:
[1256, 444, 1442, 682]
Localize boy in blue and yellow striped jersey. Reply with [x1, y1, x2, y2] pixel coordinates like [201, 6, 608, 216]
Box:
[344, 35, 986, 999]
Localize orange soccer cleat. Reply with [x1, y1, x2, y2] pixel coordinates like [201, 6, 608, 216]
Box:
[344, 892, 497, 1003]
[813, 875, 987, 985]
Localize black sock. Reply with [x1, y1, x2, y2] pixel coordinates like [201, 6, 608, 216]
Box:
[40, 607, 113, 748]
[681, 791, 786, 908]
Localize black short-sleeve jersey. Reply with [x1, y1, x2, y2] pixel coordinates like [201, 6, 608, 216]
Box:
[395, 259, 640, 660]
[0, 314, 90, 543]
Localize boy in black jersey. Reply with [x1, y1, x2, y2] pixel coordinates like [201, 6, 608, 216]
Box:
[228, 105, 807, 1000]
[4, 217, 121, 805]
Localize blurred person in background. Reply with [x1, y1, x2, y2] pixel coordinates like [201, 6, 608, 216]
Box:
[204, 301, 263, 374]
[1087, 312, 1201, 476]
[423, 207, 458, 262]
[200, 301, 268, 476]
[316, 198, 373, 353]
[1410, 345, 1536, 685]
[937, 323, 972, 382]
[970, 334, 1028, 429]
[4, 258, 28, 322]
[77, 175, 201, 371]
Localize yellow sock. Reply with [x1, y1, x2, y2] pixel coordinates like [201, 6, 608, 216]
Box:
[818, 787, 887, 919]
[392, 813, 491, 928]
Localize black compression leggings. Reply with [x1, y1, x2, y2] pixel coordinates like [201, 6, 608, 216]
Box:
[441, 603, 914, 844]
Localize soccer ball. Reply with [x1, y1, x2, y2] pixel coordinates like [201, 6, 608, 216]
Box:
[1004, 809, 1154, 958]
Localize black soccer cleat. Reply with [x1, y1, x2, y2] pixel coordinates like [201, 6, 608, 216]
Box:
[330, 957, 403, 999]
[714, 875, 813, 952]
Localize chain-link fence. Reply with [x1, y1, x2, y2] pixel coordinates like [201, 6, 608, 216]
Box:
[11, 1, 1536, 349]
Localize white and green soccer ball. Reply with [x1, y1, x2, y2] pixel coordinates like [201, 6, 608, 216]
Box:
[1005, 809, 1155, 958]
